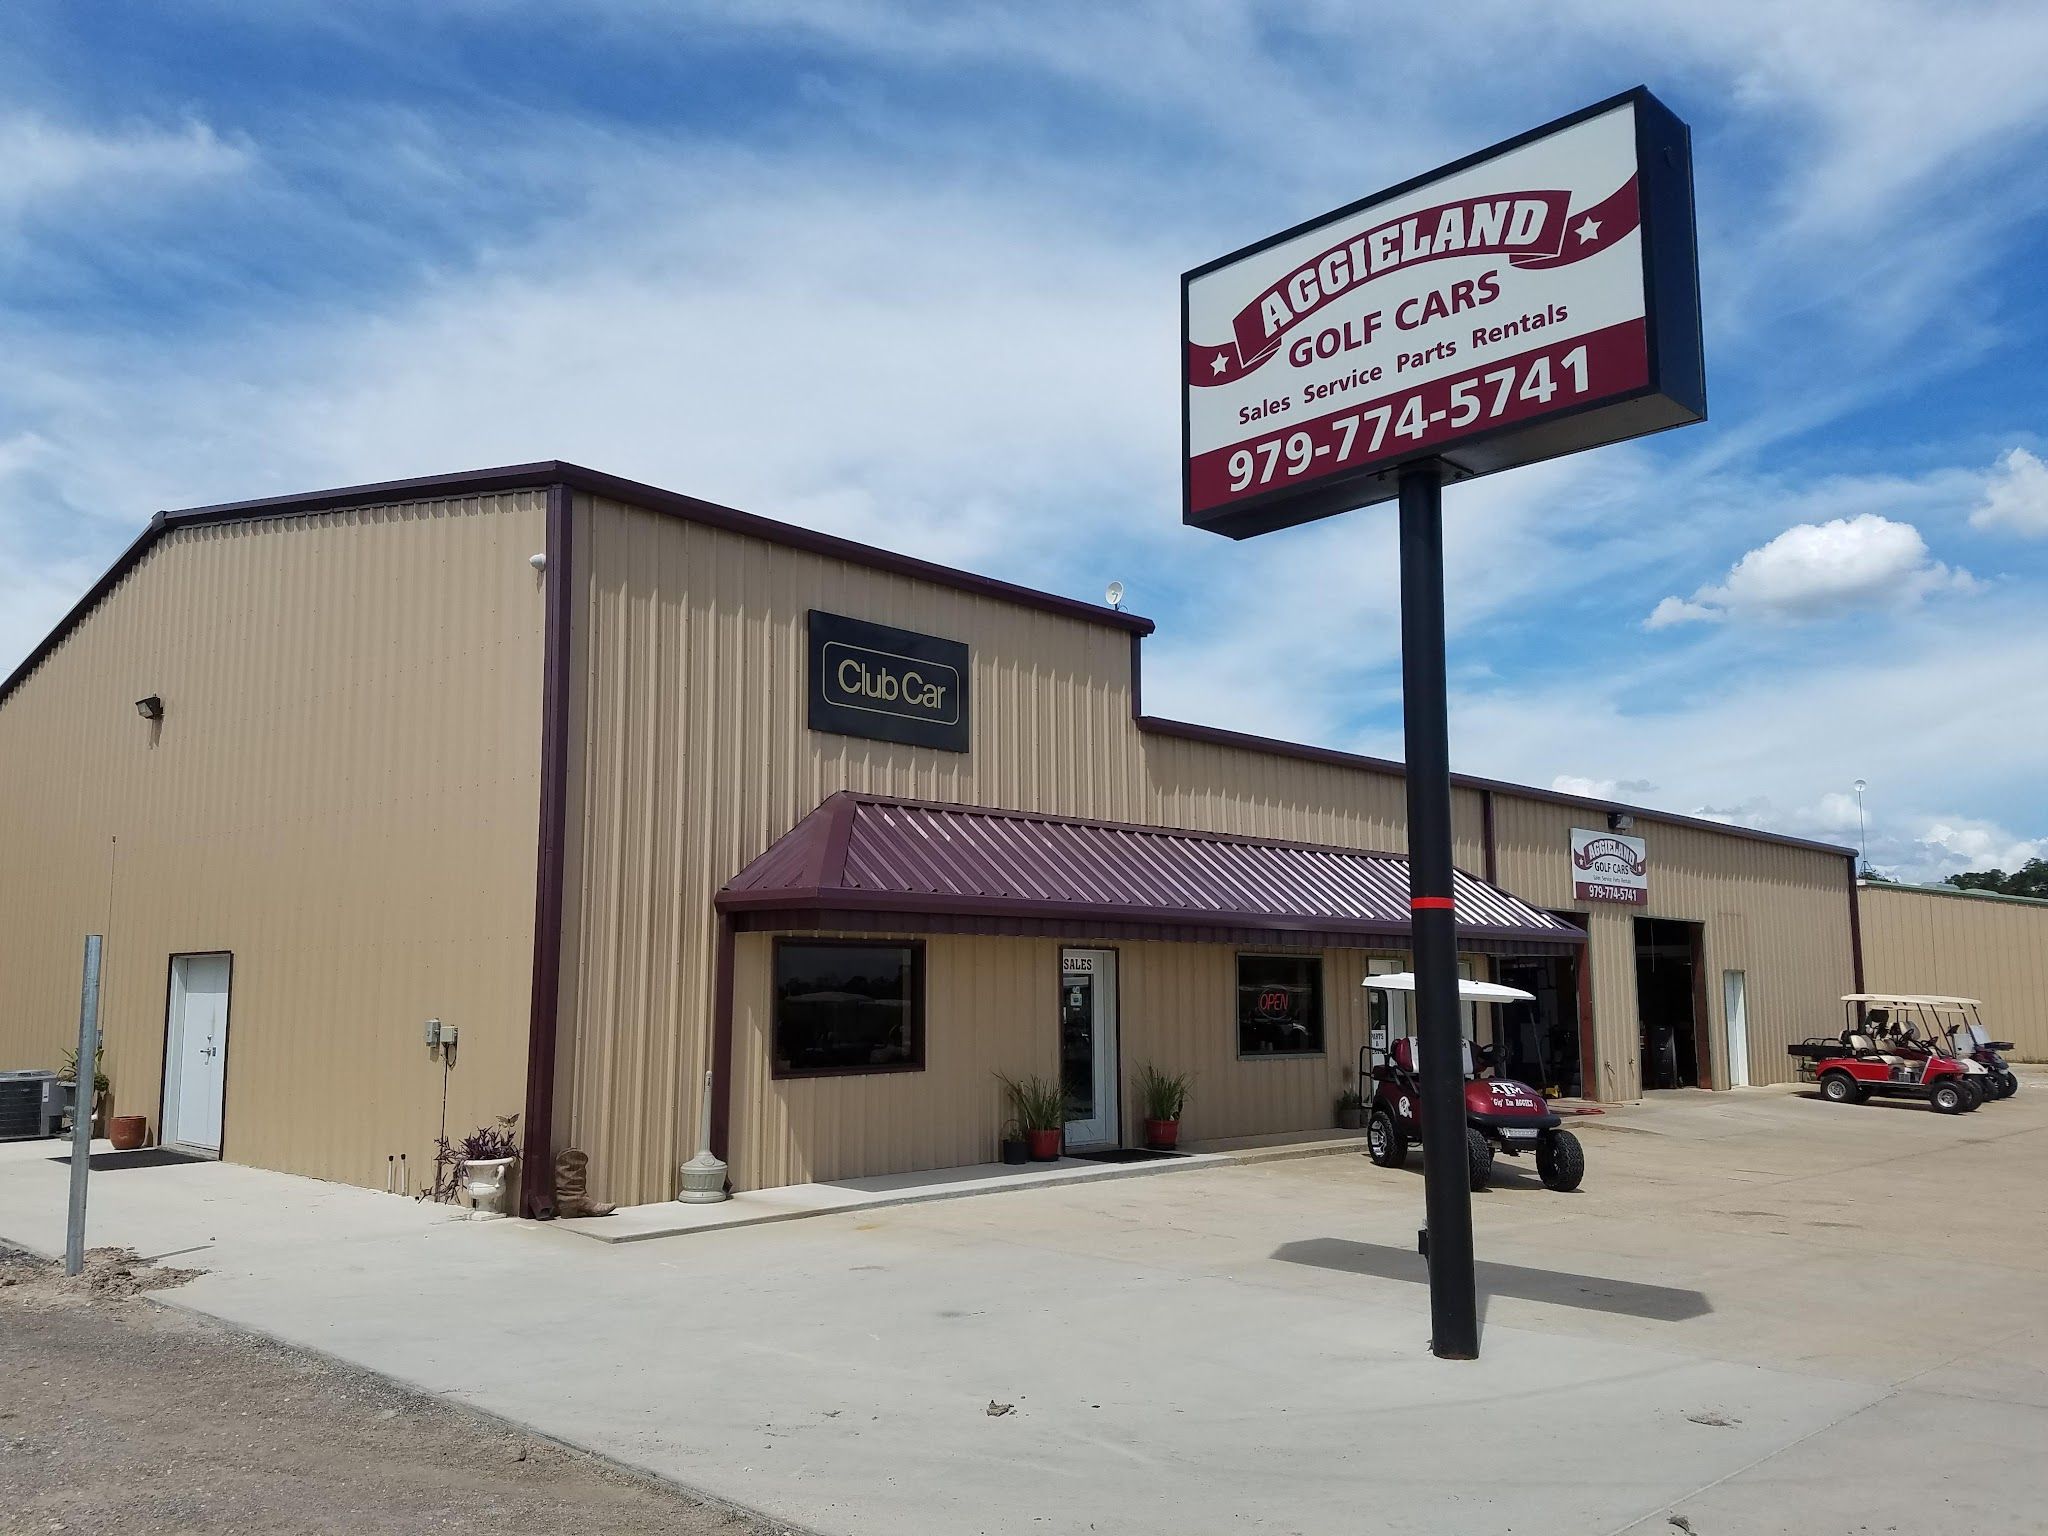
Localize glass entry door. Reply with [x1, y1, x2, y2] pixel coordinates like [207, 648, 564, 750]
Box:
[1060, 949, 1119, 1148]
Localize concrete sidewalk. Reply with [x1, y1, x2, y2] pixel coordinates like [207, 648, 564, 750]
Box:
[3, 1079, 2043, 1535]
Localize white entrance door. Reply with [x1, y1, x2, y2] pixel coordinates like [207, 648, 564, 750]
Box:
[1060, 949, 1119, 1148]
[1723, 970, 1750, 1088]
[164, 954, 232, 1154]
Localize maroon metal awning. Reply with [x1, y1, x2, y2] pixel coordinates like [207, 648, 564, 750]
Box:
[716, 793, 1582, 954]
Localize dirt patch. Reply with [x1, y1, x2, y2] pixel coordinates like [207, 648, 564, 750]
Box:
[0, 1242, 202, 1308]
[0, 1244, 797, 1534]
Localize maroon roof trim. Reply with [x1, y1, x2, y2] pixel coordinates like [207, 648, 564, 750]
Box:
[718, 791, 1583, 954]
[1134, 714, 1857, 860]
[0, 459, 1153, 708]
[3, 457, 1845, 866]
[726, 907, 1576, 956]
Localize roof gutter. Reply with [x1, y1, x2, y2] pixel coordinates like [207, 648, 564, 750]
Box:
[519, 482, 574, 1219]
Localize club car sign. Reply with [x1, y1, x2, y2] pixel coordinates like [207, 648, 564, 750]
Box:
[1571, 828, 1649, 906]
[1182, 88, 1704, 537]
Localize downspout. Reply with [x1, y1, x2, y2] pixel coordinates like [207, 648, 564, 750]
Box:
[1846, 859, 1865, 993]
[707, 911, 737, 1170]
[519, 482, 574, 1219]
[1480, 788, 1498, 885]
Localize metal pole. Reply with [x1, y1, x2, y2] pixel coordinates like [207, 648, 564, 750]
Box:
[1397, 460, 1479, 1360]
[65, 934, 104, 1277]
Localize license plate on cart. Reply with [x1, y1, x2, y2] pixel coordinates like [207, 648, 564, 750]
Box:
[1503, 1129, 1538, 1141]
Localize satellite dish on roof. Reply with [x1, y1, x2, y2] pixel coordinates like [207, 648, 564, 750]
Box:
[1105, 580, 1125, 611]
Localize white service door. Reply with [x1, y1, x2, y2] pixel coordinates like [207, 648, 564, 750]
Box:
[1060, 950, 1119, 1148]
[165, 954, 231, 1153]
[1723, 970, 1750, 1088]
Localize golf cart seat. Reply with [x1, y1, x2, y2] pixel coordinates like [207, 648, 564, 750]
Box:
[1392, 1036, 1474, 1077]
[1846, 1032, 1904, 1066]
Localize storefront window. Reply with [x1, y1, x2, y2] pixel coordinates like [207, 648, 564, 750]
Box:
[772, 940, 924, 1077]
[1237, 954, 1324, 1056]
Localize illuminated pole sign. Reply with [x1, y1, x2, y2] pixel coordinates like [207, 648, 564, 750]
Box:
[1177, 89, 1703, 1362]
[1181, 88, 1703, 538]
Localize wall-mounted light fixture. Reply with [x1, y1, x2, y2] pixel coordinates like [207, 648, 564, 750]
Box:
[134, 694, 164, 721]
[1607, 811, 1634, 832]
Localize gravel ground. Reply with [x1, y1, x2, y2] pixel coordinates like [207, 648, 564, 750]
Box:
[0, 1245, 795, 1535]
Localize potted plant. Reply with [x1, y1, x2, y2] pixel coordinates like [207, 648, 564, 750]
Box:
[429, 1114, 520, 1217]
[997, 1074, 1065, 1161]
[1136, 1063, 1191, 1151]
[1335, 1087, 1366, 1131]
[999, 1120, 1029, 1166]
[59, 1045, 110, 1138]
[109, 1114, 148, 1150]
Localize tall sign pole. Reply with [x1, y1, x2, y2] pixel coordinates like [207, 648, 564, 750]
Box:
[1396, 460, 1477, 1356]
[65, 933, 103, 1278]
[1181, 88, 1704, 1358]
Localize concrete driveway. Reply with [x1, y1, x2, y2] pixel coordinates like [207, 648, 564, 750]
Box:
[3, 1078, 2044, 1535]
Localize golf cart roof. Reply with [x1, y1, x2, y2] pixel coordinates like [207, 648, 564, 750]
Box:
[1363, 972, 1535, 1003]
[1842, 993, 1982, 1010]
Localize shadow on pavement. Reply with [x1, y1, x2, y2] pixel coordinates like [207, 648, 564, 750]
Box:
[1272, 1238, 1712, 1322]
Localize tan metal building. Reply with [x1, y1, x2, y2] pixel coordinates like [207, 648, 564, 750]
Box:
[1, 463, 1866, 1212]
[1858, 880, 2048, 1060]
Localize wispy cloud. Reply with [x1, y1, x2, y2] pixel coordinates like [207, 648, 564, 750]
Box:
[0, 114, 251, 224]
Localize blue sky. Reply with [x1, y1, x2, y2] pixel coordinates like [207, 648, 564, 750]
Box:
[4, 1, 2046, 880]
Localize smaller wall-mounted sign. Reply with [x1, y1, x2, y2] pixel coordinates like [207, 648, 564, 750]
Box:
[808, 610, 970, 752]
[1571, 827, 1648, 905]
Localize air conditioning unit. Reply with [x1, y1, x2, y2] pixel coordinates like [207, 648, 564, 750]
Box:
[0, 1070, 63, 1141]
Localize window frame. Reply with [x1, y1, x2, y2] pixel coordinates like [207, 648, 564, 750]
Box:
[770, 936, 928, 1081]
[1234, 950, 1328, 1060]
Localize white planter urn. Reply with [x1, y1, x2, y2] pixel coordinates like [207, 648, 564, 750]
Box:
[461, 1156, 516, 1218]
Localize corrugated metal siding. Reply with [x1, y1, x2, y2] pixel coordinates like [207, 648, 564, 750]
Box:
[1118, 942, 1391, 1141]
[560, 495, 1147, 1203]
[564, 490, 1854, 1200]
[1490, 795, 1854, 1096]
[727, 932, 1057, 1189]
[1859, 884, 2048, 1060]
[564, 494, 1518, 1204]
[1138, 728, 1490, 868]
[730, 933, 1417, 1187]
[0, 494, 547, 1188]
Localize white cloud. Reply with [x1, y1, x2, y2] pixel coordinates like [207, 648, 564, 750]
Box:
[1971, 446, 2048, 536]
[0, 115, 250, 223]
[1551, 775, 1658, 800]
[1897, 820, 2044, 883]
[1646, 514, 1974, 627]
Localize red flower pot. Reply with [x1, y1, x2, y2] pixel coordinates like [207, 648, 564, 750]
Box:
[1143, 1117, 1180, 1151]
[1025, 1128, 1063, 1161]
[109, 1114, 147, 1151]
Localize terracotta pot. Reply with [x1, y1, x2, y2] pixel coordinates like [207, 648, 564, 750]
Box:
[1025, 1128, 1063, 1162]
[109, 1114, 147, 1151]
[1143, 1117, 1180, 1151]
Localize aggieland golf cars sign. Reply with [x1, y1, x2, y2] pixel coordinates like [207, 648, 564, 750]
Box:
[1179, 89, 1704, 1362]
[1182, 88, 1704, 537]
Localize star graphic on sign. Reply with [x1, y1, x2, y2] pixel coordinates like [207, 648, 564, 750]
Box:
[1574, 216, 1602, 243]
[1211, 351, 1231, 375]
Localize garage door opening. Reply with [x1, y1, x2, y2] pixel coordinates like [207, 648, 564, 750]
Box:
[1635, 918, 1708, 1090]
[1495, 954, 1583, 1098]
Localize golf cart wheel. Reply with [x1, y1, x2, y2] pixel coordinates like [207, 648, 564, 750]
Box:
[1819, 1071, 1859, 1105]
[1959, 1078, 1984, 1111]
[1537, 1129, 1585, 1192]
[1366, 1108, 1408, 1167]
[1465, 1127, 1494, 1191]
[1999, 1071, 2020, 1098]
[1930, 1081, 1964, 1114]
